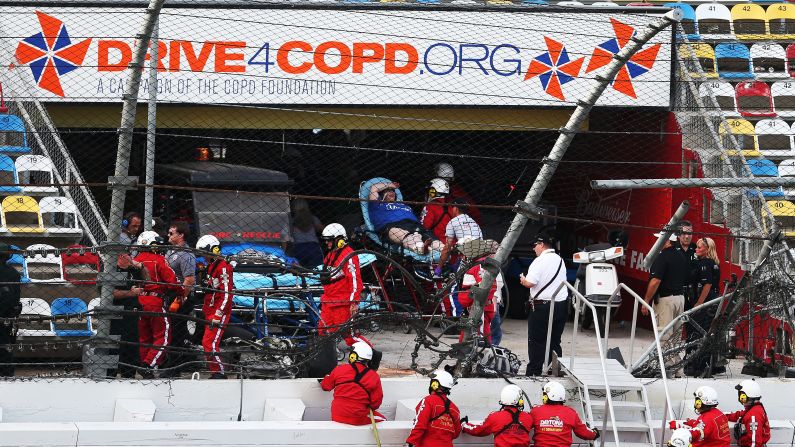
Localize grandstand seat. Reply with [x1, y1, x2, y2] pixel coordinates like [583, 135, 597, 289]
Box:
[700, 81, 738, 115]
[24, 243, 64, 283]
[788, 45, 795, 77]
[0, 195, 44, 233]
[679, 43, 718, 78]
[763, 199, 795, 236]
[751, 43, 787, 79]
[14, 155, 57, 194]
[627, 2, 653, 6]
[746, 158, 785, 198]
[556, 1, 584, 5]
[716, 43, 754, 79]
[16, 298, 54, 337]
[736, 81, 776, 117]
[590, 1, 618, 5]
[778, 159, 795, 196]
[6, 245, 30, 283]
[50, 297, 92, 337]
[720, 118, 762, 157]
[0, 114, 31, 154]
[487, 0, 513, 4]
[771, 80, 795, 117]
[665, 2, 699, 40]
[39, 196, 81, 235]
[61, 245, 100, 285]
[0, 154, 22, 194]
[768, 3, 795, 39]
[732, 3, 769, 39]
[522, 0, 549, 5]
[696, 3, 734, 39]
[755, 118, 794, 157]
[87, 298, 101, 334]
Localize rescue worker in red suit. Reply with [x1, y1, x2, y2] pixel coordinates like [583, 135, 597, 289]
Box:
[725, 380, 770, 447]
[461, 384, 534, 447]
[320, 341, 385, 425]
[457, 239, 504, 344]
[670, 386, 731, 447]
[434, 162, 481, 224]
[405, 369, 462, 447]
[318, 223, 370, 347]
[131, 231, 184, 373]
[195, 234, 234, 379]
[420, 178, 452, 242]
[531, 381, 600, 447]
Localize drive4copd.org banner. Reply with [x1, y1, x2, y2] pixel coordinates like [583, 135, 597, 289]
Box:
[1, 8, 672, 107]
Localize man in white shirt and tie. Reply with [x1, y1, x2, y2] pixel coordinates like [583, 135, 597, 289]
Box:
[519, 233, 568, 376]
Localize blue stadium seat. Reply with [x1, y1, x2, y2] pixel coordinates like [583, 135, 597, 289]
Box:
[50, 298, 93, 337]
[0, 114, 31, 154]
[0, 154, 22, 193]
[715, 43, 754, 79]
[7, 245, 30, 283]
[747, 158, 785, 198]
[665, 3, 699, 40]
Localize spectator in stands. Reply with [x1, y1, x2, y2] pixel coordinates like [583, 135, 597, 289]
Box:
[368, 180, 444, 255]
[0, 243, 21, 377]
[434, 162, 481, 224]
[642, 232, 687, 375]
[437, 198, 483, 271]
[290, 199, 324, 267]
[420, 178, 452, 242]
[120, 212, 142, 245]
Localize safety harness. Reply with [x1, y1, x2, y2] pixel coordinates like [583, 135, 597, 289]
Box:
[429, 394, 453, 423]
[339, 362, 374, 401]
[495, 407, 531, 436]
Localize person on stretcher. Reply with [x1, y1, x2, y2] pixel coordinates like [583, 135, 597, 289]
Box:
[368, 180, 445, 255]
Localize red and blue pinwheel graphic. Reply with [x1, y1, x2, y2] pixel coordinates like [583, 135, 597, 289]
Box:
[524, 37, 585, 101]
[14, 12, 92, 97]
[585, 18, 661, 99]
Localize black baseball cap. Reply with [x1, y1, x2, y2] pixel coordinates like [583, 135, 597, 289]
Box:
[534, 233, 556, 246]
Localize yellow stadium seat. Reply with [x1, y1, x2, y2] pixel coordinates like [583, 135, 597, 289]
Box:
[731, 3, 769, 40]
[719, 118, 762, 157]
[1, 195, 44, 233]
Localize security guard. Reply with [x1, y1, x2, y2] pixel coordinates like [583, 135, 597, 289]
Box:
[531, 381, 599, 447]
[0, 243, 21, 377]
[405, 369, 462, 447]
[320, 341, 385, 425]
[725, 380, 770, 447]
[673, 220, 697, 308]
[461, 384, 534, 447]
[685, 237, 721, 377]
[670, 386, 731, 447]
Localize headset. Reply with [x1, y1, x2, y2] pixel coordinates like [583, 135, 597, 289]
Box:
[738, 391, 748, 405]
[542, 393, 549, 405]
[348, 351, 358, 364]
[694, 398, 703, 411]
[427, 187, 438, 200]
[122, 212, 140, 229]
[211, 245, 221, 255]
[430, 379, 440, 392]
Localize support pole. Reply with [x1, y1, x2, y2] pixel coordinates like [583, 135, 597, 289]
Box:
[86, 0, 167, 378]
[143, 19, 159, 231]
[456, 9, 681, 375]
[592, 177, 795, 189]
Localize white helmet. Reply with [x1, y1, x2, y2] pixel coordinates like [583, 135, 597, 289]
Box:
[543, 381, 566, 403]
[436, 162, 454, 179]
[196, 234, 221, 252]
[321, 223, 347, 239]
[429, 369, 456, 390]
[694, 385, 719, 407]
[429, 178, 449, 196]
[499, 384, 525, 407]
[668, 428, 692, 447]
[736, 379, 761, 400]
[350, 341, 373, 361]
[136, 230, 162, 246]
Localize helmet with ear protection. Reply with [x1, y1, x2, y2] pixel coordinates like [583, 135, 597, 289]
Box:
[429, 369, 455, 392]
[735, 379, 761, 403]
[694, 386, 719, 410]
[321, 223, 348, 249]
[348, 341, 373, 363]
[499, 384, 525, 408]
[435, 162, 454, 180]
[542, 381, 566, 403]
[428, 178, 449, 199]
[137, 230, 164, 247]
[668, 428, 692, 447]
[196, 234, 222, 254]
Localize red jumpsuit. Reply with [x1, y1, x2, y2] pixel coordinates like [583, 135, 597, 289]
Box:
[420, 197, 451, 242]
[134, 251, 183, 368]
[462, 407, 534, 447]
[320, 362, 384, 425]
[682, 408, 731, 447]
[406, 392, 462, 447]
[457, 259, 499, 343]
[202, 258, 234, 374]
[726, 403, 770, 447]
[319, 245, 368, 346]
[531, 403, 598, 447]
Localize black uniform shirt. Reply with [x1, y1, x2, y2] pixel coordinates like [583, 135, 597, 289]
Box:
[649, 246, 688, 297]
[0, 264, 21, 319]
[695, 257, 720, 301]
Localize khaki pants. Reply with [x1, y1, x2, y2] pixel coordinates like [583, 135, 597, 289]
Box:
[653, 294, 685, 371]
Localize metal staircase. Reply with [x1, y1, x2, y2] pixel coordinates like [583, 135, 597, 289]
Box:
[559, 357, 655, 446]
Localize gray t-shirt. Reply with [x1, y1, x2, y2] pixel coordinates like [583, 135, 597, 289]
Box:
[166, 244, 197, 283]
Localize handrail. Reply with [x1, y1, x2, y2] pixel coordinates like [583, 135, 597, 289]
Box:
[629, 292, 732, 373]
[604, 283, 675, 423]
[542, 281, 620, 447]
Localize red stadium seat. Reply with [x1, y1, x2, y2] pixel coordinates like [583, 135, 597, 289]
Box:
[736, 81, 776, 117]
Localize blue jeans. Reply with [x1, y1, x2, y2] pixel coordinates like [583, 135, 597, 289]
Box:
[490, 310, 503, 346]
